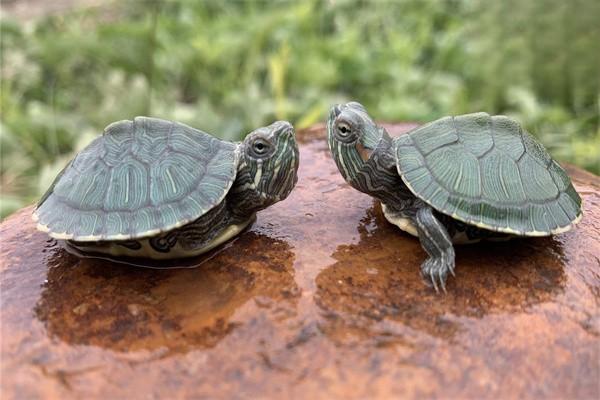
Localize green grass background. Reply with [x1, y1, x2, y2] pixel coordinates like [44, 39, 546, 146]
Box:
[1, 0, 599, 218]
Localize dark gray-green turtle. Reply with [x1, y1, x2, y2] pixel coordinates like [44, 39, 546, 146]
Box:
[34, 117, 299, 259]
[327, 102, 582, 291]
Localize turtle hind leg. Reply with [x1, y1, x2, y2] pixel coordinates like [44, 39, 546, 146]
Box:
[414, 205, 456, 292]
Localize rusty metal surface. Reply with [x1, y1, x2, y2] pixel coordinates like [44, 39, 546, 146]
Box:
[1, 124, 599, 399]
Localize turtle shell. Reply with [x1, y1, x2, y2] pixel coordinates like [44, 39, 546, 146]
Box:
[34, 117, 239, 241]
[394, 113, 582, 235]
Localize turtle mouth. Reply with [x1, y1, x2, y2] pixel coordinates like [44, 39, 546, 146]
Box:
[270, 121, 295, 140]
[332, 104, 342, 118]
[327, 104, 344, 128]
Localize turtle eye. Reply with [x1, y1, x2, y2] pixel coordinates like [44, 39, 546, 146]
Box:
[250, 138, 271, 157]
[337, 122, 351, 137]
[333, 119, 359, 144]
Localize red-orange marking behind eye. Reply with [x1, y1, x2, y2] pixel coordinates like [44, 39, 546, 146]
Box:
[356, 142, 372, 161]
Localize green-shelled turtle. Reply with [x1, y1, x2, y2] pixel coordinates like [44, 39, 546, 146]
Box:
[327, 102, 582, 290]
[34, 117, 299, 260]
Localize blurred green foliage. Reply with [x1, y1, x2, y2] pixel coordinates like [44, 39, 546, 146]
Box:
[1, 0, 599, 217]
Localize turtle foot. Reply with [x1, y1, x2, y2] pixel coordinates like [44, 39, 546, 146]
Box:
[419, 248, 455, 293]
[414, 205, 456, 292]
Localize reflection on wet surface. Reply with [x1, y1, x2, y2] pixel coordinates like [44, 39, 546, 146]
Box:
[35, 233, 298, 352]
[315, 202, 567, 344]
[1, 124, 599, 399]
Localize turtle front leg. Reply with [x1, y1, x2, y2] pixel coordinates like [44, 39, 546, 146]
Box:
[413, 205, 456, 292]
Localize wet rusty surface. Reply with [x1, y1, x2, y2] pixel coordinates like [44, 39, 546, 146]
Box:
[1, 124, 599, 399]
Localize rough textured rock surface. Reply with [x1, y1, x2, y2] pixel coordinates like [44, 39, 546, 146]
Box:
[1, 124, 599, 399]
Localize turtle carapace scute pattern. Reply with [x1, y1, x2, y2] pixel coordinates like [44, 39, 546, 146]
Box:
[327, 102, 582, 291]
[393, 113, 581, 236]
[34, 117, 299, 260]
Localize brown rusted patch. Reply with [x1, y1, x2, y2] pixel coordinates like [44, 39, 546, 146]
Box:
[1, 124, 599, 399]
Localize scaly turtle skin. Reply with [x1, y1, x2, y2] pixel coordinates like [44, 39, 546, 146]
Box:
[327, 102, 582, 291]
[34, 117, 299, 259]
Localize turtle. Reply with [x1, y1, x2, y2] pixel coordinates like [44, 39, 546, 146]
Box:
[327, 102, 582, 291]
[33, 117, 299, 260]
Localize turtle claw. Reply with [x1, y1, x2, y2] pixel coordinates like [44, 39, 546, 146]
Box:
[439, 270, 447, 293]
[430, 271, 439, 293]
[420, 253, 455, 293]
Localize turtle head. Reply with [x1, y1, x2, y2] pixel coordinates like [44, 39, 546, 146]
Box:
[327, 101, 385, 183]
[234, 121, 299, 214]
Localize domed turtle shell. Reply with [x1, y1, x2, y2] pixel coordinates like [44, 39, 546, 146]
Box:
[393, 112, 582, 235]
[34, 117, 239, 241]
